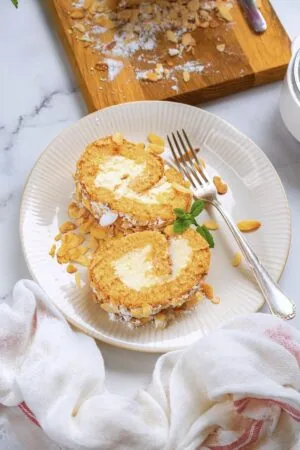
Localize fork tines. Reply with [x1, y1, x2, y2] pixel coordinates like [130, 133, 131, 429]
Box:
[167, 129, 207, 188]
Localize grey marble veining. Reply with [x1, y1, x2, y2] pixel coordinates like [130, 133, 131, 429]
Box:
[0, 0, 299, 401]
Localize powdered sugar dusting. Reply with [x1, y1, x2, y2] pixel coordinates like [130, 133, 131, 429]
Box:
[104, 58, 124, 81]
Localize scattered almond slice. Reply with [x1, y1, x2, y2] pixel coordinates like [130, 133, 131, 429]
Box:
[67, 264, 77, 274]
[74, 255, 91, 267]
[211, 296, 220, 304]
[62, 233, 85, 249]
[68, 203, 86, 220]
[70, 8, 86, 19]
[49, 244, 56, 258]
[54, 233, 62, 241]
[183, 71, 190, 82]
[202, 283, 214, 299]
[147, 143, 164, 154]
[59, 221, 77, 234]
[172, 182, 191, 194]
[79, 215, 95, 233]
[237, 220, 261, 232]
[232, 252, 242, 267]
[213, 176, 228, 195]
[166, 30, 178, 44]
[148, 133, 165, 146]
[94, 15, 115, 28]
[142, 70, 161, 82]
[88, 234, 99, 251]
[182, 33, 195, 47]
[75, 272, 81, 288]
[217, 0, 233, 21]
[112, 132, 123, 145]
[216, 43, 226, 52]
[72, 23, 86, 33]
[90, 225, 107, 239]
[203, 220, 219, 230]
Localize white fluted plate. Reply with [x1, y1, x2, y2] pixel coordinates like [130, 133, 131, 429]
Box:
[20, 101, 291, 353]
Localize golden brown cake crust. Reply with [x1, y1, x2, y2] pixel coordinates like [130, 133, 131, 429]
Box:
[74, 136, 192, 227]
[89, 228, 210, 311]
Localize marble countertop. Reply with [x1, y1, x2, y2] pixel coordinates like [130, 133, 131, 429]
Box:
[0, 0, 300, 399]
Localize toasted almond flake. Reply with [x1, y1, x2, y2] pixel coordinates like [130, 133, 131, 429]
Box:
[148, 133, 165, 146]
[198, 21, 210, 28]
[168, 48, 180, 57]
[143, 70, 161, 82]
[49, 244, 56, 258]
[94, 15, 115, 28]
[217, 1, 233, 21]
[155, 63, 164, 74]
[90, 225, 107, 239]
[75, 272, 81, 288]
[163, 224, 175, 236]
[72, 23, 86, 32]
[211, 296, 220, 304]
[203, 220, 219, 230]
[88, 234, 99, 251]
[68, 203, 86, 220]
[213, 176, 228, 195]
[237, 220, 261, 232]
[147, 143, 164, 154]
[202, 283, 214, 299]
[70, 8, 86, 19]
[67, 264, 77, 274]
[154, 312, 168, 329]
[112, 132, 123, 144]
[59, 221, 77, 234]
[232, 252, 242, 267]
[166, 30, 178, 44]
[79, 215, 95, 233]
[101, 303, 119, 313]
[62, 232, 85, 249]
[216, 43, 226, 52]
[183, 71, 190, 82]
[182, 33, 195, 47]
[75, 255, 90, 267]
[54, 233, 62, 241]
[172, 182, 191, 194]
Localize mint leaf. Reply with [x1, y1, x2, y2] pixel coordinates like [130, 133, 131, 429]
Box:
[174, 208, 185, 218]
[196, 225, 215, 248]
[190, 199, 204, 217]
[11, 0, 18, 7]
[173, 219, 192, 234]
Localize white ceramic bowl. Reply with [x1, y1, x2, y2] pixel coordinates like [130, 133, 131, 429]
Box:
[280, 36, 300, 142]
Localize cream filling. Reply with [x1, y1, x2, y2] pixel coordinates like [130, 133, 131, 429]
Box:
[112, 238, 192, 291]
[94, 155, 172, 205]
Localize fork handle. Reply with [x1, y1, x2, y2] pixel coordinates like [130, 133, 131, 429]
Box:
[208, 199, 296, 320]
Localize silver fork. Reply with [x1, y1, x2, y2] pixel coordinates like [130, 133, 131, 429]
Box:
[167, 129, 296, 320]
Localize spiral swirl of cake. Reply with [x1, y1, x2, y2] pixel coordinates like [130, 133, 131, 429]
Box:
[89, 228, 210, 327]
[74, 135, 192, 231]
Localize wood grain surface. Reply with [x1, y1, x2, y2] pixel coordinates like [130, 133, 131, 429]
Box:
[48, 0, 291, 112]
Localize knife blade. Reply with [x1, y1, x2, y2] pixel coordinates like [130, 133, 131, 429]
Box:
[238, 0, 267, 34]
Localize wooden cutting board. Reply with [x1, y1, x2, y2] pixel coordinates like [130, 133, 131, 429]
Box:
[48, 0, 291, 112]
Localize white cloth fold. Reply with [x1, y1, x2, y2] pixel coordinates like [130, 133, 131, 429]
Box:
[1, 280, 300, 449]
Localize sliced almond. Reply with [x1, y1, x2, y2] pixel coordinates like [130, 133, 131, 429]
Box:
[79, 215, 95, 233]
[154, 312, 168, 329]
[75, 255, 90, 267]
[211, 296, 220, 304]
[198, 21, 210, 28]
[172, 182, 191, 194]
[54, 233, 62, 241]
[203, 220, 219, 230]
[90, 225, 107, 240]
[183, 71, 190, 82]
[62, 233, 85, 249]
[68, 203, 86, 220]
[166, 30, 178, 44]
[72, 23, 86, 33]
[216, 43, 225, 52]
[202, 283, 214, 299]
[49, 244, 56, 258]
[101, 303, 119, 313]
[67, 264, 77, 274]
[148, 133, 165, 146]
[182, 33, 195, 47]
[95, 62, 108, 72]
[147, 143, 164, 154]
[59, 221, 77, 234]
[237, 220, 261, 232]
[232, 252, 242, 267]
[94, 15, 115, 28]
[88, 234, 99, 251]
[213, 176, 228, 195]
[217, 1, 233, 21]
[75, 272, 81, 288]
[142, 70, 161, 82]
[70, 8, 86, 19]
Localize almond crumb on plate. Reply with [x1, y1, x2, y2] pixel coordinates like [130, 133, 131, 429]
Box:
[148, 133, 165, 146]
[67, 264, 77, 274]
[59, 221, 77, 234]
[49, 244, 56, 258]
[183, 71, 190, 82]
[202, 283, 214, 299]
[237, 220, 261, 232]
[232, 252, 242, 267]
[203, 220, 219, 230]
[211, 296, 220, 304]
[54, 233, 62, 241]
[216, 44, 226, 52]
[213, 176, 228, 195]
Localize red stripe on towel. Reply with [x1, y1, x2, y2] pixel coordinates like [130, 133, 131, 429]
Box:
[18, 402, 40, 428]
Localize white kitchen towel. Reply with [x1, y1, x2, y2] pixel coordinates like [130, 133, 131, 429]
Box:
[1, 280, 300, 450]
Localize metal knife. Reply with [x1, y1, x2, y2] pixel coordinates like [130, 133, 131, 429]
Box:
[238, 0, 267, 34]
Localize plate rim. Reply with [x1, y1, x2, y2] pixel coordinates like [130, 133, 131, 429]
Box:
[19, 100, 292, 353]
